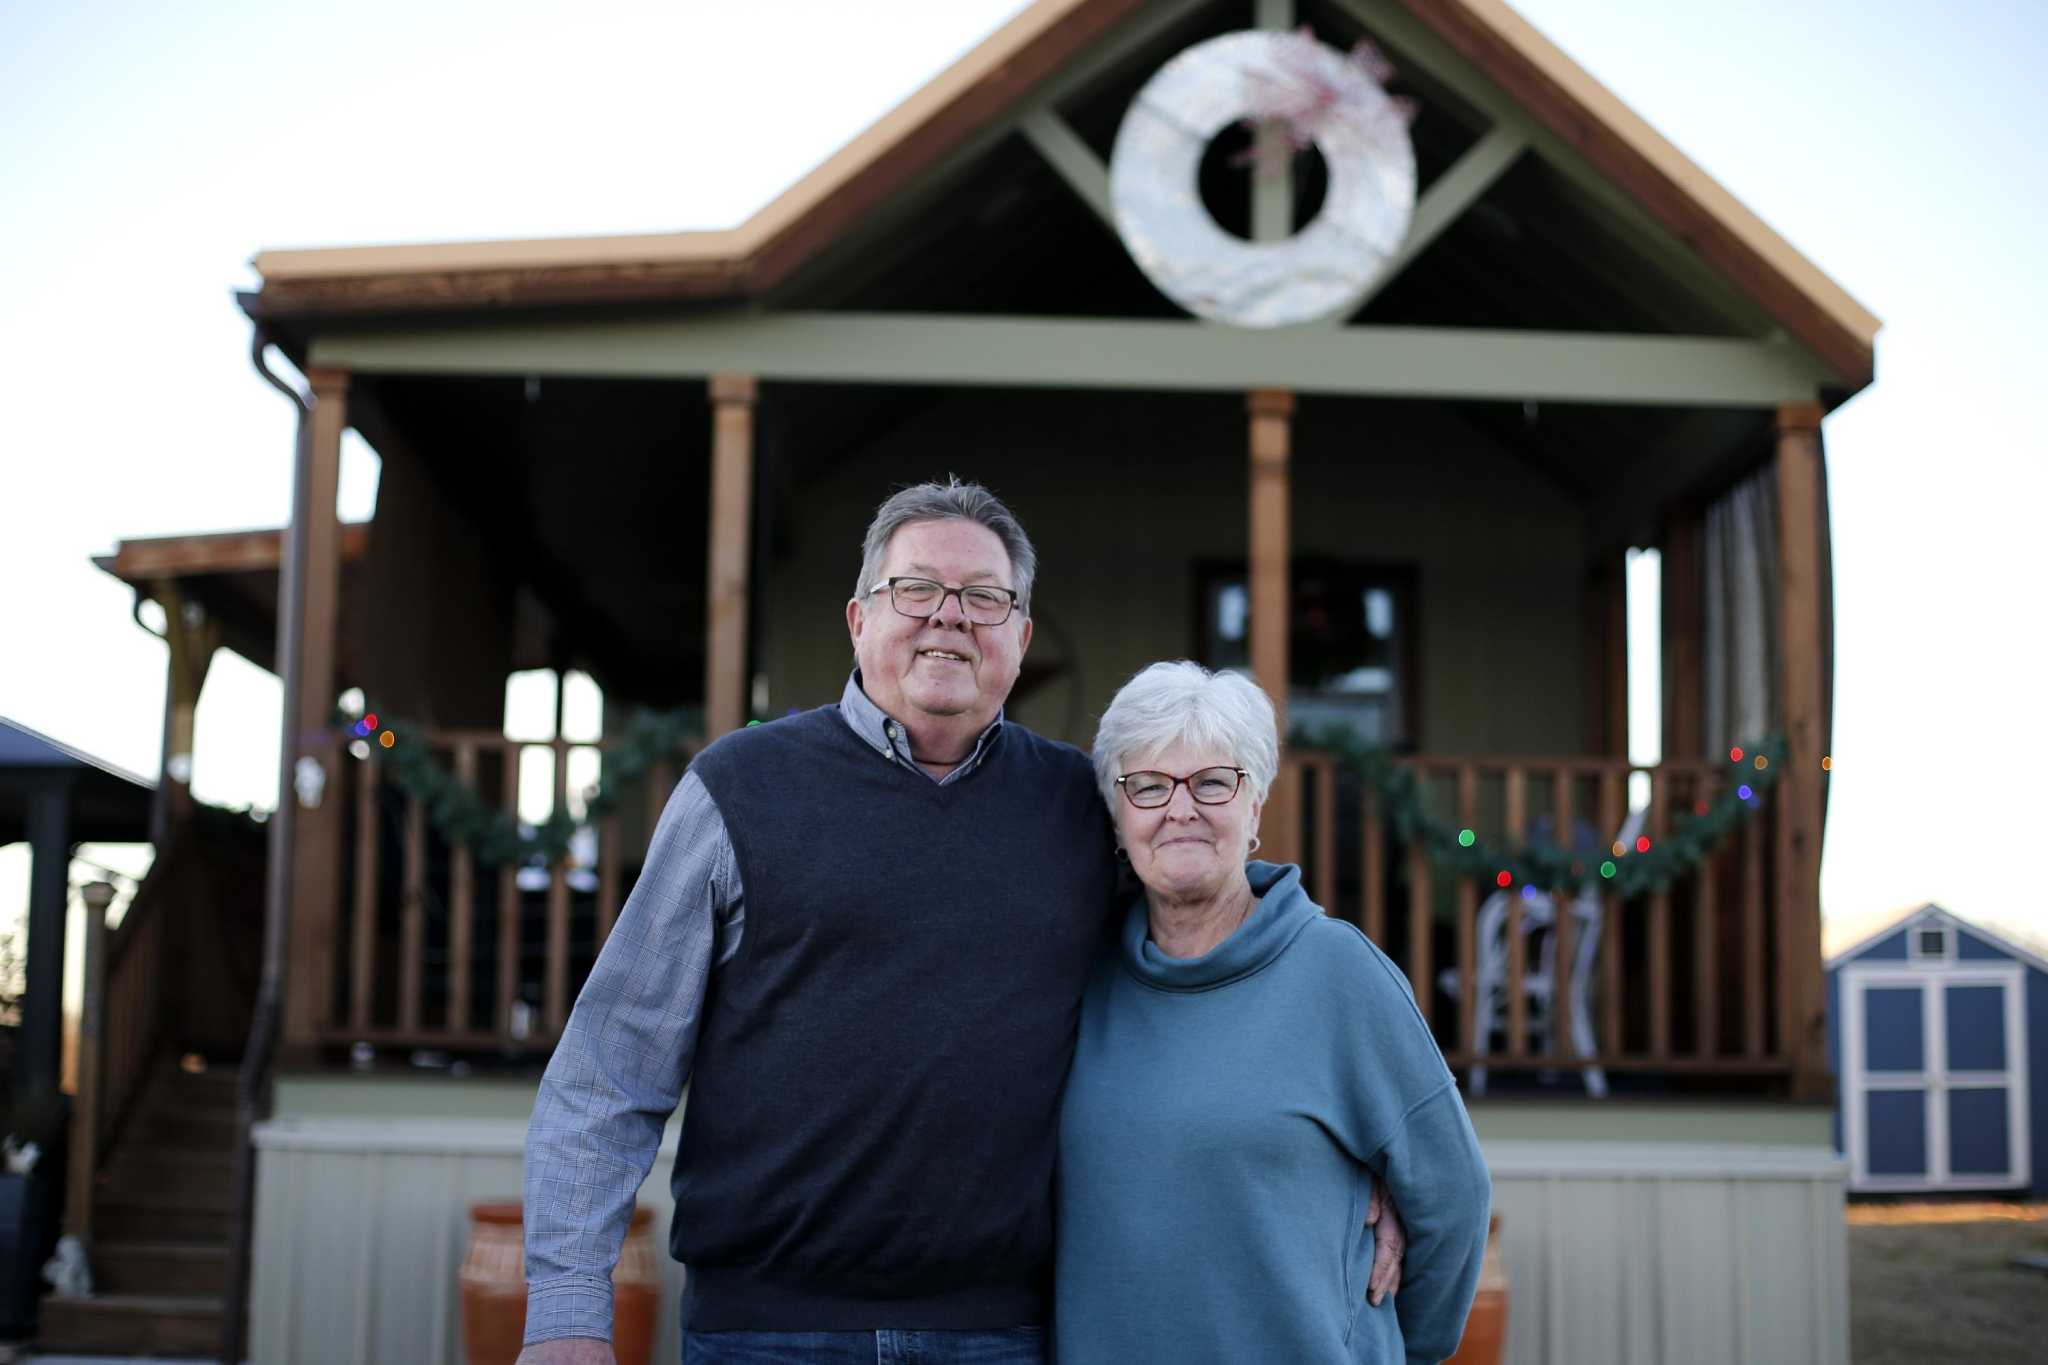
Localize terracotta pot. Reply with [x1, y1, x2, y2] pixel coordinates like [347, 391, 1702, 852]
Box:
[1445, 1213, 1508, 1365]
[460, 1201, 660, 1365]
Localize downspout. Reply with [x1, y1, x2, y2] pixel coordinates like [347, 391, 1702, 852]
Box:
[220, 327, 313, 1365]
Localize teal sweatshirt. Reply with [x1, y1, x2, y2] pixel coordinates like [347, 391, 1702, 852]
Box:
[1054, 862, 1492, 1364]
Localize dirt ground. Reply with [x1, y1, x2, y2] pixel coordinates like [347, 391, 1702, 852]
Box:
[1848, 1201, 2048, 1364]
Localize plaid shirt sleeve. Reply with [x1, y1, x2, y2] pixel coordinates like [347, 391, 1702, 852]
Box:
[521, 769, 740, 1345]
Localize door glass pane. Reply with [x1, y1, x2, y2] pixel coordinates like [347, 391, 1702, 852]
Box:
[1947, 1088, 2012, 1176]
[1865, 1090, 1928, 1176]
[1863, 987, 1925, 1072]
[1945, 985, 2007, 1072]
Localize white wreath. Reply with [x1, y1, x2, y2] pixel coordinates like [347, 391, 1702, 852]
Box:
[1109, 30, 1417, 328]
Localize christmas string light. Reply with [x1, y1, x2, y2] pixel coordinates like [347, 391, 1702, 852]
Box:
[1288, 724, 1787, 896]
[331, 702, 704, 867]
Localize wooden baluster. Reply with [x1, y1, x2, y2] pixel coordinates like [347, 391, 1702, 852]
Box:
[1407, 797, 1434, 1013]
[449, 743, 477, 1035]
[1504, 766, 1528, 1058]
[1553, 768, 1577, 1061]
[1312, 757, 1336, 913]
[1742, 808, 1767, 1058]
[1648, 769, 1672, 1060]
[1599, 770, 1623, 1057]
[1455, 766, 1478, 1056]
[351, 757, 380, 1031]
[398, 793, 426, 1034]
[497, 745, 521, 1039]
[1694, 772, 1719, 1059]
[546, 738, 572, 1035]
[1361, 788, 1385, 944]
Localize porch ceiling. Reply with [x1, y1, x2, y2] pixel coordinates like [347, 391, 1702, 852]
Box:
[356, 373, 713, 707]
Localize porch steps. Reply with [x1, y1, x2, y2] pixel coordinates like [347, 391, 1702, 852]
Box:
[38, 1063, 235, 1356]
[36, 1292, 220, 1355]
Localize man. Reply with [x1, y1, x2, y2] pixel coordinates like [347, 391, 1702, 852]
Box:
[518, 480, 1403, 1364]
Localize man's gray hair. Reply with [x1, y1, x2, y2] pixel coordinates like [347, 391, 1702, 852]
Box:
[1091, 661, 1280, 806]
[854, 478, 1038, 616]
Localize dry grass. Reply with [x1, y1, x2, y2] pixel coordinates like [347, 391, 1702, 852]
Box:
[1849, 1201, 2048, 1364]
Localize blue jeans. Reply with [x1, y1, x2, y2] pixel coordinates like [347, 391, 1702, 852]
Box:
[681, 1327, 1046, 1364]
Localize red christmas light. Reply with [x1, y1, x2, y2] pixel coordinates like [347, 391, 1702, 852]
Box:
[364, 713, 379, 730]
[1495, 870, 1512, 887]
[1729, 746, 1743, 762]
[1635, 835, 1652, 853]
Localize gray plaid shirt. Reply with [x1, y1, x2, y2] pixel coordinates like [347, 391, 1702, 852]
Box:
[522, 675, 1004, 1344]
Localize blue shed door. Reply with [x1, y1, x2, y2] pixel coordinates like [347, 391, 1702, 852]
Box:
[1842, 964, 2030, 1192]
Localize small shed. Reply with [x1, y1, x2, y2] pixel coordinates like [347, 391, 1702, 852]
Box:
[1828, 904, 2046, 1195]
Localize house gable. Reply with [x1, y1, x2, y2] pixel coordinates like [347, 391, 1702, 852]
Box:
[246, 0, 1876, 392]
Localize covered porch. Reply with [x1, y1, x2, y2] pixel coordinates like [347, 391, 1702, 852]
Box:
[221, 0, 1866, 1110]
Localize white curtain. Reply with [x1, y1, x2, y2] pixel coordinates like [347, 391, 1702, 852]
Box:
[1703, 469, 1778, 755]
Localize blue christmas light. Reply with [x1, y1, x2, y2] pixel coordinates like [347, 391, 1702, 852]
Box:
[1738, 783, 1753, 800]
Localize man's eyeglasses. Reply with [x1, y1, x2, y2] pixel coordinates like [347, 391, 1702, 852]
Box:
[867, 576, 1020, 626]
[1115, 767, 1248, 810]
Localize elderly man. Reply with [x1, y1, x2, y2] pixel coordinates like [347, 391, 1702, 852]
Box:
[517, 480, 1404, 1365]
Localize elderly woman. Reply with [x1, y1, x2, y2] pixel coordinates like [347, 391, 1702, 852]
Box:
[1056, 662, 1492, 1364]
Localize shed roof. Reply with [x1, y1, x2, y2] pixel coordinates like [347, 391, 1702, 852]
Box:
[244, 0, 1878, 390]
[0, 716, 154, 846]
[1828, 902, 2048, 977]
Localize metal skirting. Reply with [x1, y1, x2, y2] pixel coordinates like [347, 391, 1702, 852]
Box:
[250, 1121, 1847, 1365]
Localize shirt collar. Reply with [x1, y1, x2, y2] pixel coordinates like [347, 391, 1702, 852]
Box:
[839, 670, 1005, 783]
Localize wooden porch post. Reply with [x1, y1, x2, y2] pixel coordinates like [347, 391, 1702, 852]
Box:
[150, 582, 221, 848]
[1583, 554, 1629, 758]
[65, 880, 115, 1247]
[1774, 401, 1830, 1101]
[705, 374, 757, 740]
[1660, 512, 1704, 762]
[1248, 389, 1297, 865]
[281, 367, 350, 1052]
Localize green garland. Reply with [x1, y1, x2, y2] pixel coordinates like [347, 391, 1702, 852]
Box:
[334, 705, 702, 867]
[1287, 726, 1786, 898]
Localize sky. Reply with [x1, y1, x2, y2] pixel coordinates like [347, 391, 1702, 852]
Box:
[2, 0, 2045, 958]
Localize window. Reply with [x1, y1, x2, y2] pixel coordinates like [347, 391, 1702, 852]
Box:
[1199, 560, 1415, 747]
[1911, 925, 1953, 963]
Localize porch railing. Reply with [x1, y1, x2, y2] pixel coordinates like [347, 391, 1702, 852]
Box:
[325, 730, 697, 1053]
[67, 852, 183, 1247]
[1284, 751, 1789, 1084]
[322, 736, 1790, 1086]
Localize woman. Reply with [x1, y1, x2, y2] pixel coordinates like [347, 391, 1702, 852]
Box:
[1056, 662, 1492, 1364]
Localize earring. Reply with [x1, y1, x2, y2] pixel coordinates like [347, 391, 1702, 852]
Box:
[1247, 836, 1262, 855]
[1114, 846, 1129, 862]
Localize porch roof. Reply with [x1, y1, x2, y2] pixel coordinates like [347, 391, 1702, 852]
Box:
[94, 523, 372, 675]
[242, 0, 1878, 391]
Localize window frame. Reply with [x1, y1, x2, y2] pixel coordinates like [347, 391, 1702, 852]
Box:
[1192, 557, 1422, 751]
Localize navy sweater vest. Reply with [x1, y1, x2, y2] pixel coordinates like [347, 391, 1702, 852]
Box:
[676, 705, 1118, 1330]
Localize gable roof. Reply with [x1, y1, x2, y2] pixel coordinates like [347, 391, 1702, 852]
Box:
[1827, 902, 2048, 976]
[244, 0, 1878, 389]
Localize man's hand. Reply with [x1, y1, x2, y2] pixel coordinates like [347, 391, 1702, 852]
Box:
[1364, 1180, 1408, 1306]
[515, 1338, 615, 1365]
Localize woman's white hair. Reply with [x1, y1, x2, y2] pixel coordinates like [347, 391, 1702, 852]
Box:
[1091, 661, 1280, 807]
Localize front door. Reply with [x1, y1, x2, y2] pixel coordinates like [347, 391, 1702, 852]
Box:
[1841, 964, 2029, 1192]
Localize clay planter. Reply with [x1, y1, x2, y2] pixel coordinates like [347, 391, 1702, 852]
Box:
[1446, 1212, 1508, 1365]
[460, 1201, 660, 1365]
